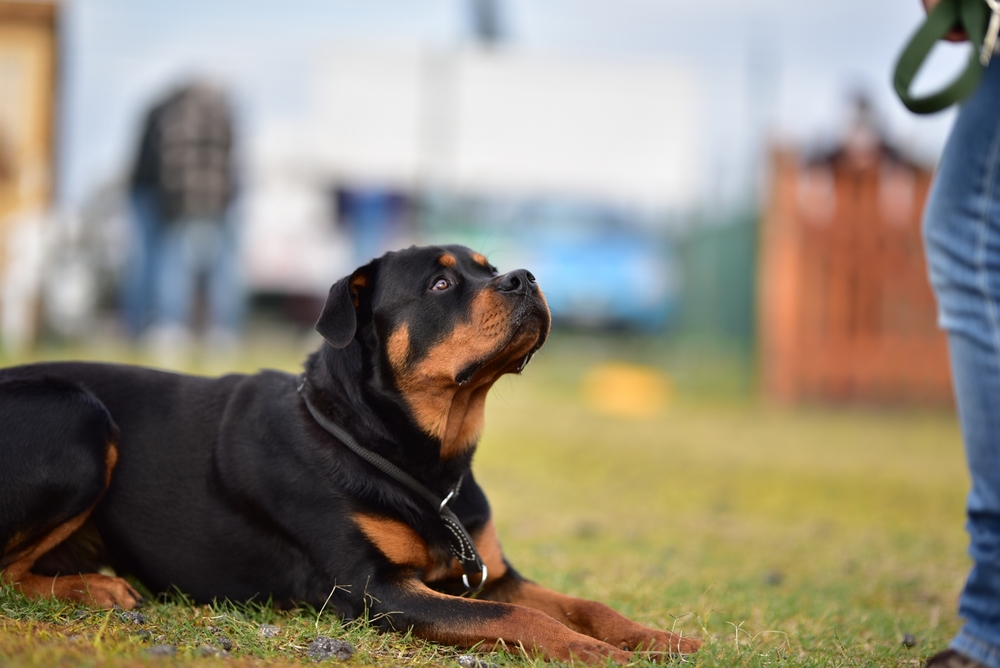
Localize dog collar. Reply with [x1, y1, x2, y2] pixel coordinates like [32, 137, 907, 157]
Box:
[296, 377, 487, 595]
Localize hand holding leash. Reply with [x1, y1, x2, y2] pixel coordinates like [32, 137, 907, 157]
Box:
[894, 0, 989, 113]
[981, 0, 1000, 64]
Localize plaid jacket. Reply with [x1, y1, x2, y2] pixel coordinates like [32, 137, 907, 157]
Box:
[132, 83, 234, 222]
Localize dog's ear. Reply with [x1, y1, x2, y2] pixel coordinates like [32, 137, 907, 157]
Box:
[316, 261, 377, 348]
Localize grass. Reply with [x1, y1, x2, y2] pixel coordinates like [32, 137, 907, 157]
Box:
[0, 331, 971, 666]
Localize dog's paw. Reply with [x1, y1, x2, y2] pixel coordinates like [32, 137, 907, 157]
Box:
[18, 573, 143, 610]
[559, 640, 632, 665]
[674, 635, 702, 654]
[615, 629, 702, 658]
[75, 574, 143, 609]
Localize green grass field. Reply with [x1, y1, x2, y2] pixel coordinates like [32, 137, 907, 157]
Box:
[0, 332, 971, 666]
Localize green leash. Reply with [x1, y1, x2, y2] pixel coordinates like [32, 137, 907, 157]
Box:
[893, 0, 990, 114]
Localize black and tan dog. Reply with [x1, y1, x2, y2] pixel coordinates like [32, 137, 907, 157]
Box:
[0, 245, 700, 663]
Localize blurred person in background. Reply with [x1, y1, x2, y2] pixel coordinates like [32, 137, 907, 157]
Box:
[335, 187, 411, 267]
[121, 99, 164, 337]
[123, 80, 243, 359]
[920, 1, 1000, 667]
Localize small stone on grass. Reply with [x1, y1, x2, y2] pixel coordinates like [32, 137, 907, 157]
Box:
[143, 645, 177, 657]
[119, 610, 149, 625]
[458, 654, 499, 668]
[197, 644, 230, 658]
[902, 633, 917, 648]
[307, 637, 356, 662]
[258, 623, 281, 638]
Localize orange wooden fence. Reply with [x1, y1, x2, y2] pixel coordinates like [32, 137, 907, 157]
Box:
[758, 145, 952, 406]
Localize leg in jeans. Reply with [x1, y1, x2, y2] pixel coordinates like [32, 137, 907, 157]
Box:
[121, 186, 161, 337]
[205, 214, 245, 337]
[149, 218, 201, 366]
[924, 60, 1000, 668]
[154, 219, 198, 330]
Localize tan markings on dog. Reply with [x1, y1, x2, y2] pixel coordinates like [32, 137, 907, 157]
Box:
[1, 530, 32, 560]
[397, 579, 633, 663]
[387, 323, 411, 371]
[355, 515, 507, 587]
[494, 581, 701, 654]
[355, 513, 430, 568]
[474, 519, 508, 580]
[438, 253, 457, 268]
[11, 571, 141, 609]
[104, 441, 118, 487]
[439, 386, 489, 459]
[389, 288, 542, 458]
[354, 513, 454, 580]
[426, 518, 509, 584]
[1, 438, 141, 609]
[471, 253, 489, 267]
[349, 273, 369, 307]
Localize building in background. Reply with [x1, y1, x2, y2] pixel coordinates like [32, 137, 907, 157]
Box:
[243, 44, 702, 305]
[758, 100, 950, 405]
[0, 1, 58, 352]
[0, 2, 955, 359]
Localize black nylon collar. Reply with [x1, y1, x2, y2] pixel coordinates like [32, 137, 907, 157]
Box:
[296, 376, 487, 595]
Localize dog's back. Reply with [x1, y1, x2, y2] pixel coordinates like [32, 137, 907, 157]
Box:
[0, 362, 328, 603]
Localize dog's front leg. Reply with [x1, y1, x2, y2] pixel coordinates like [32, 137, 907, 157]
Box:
[481, 576, 702, 656]
[467, 522, 701, 657]
[364, 578, 633, 664]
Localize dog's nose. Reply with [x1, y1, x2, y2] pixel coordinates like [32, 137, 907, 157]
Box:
[497, 269, 537, 294]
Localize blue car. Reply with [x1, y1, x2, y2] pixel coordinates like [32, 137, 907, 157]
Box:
[500, 201, 679, 330]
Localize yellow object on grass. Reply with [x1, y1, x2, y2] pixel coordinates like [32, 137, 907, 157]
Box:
[580, 362, 672, 418]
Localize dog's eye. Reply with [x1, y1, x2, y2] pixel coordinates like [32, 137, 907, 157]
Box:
[431, 278, 451, 291]
[488, 265, 499, 276]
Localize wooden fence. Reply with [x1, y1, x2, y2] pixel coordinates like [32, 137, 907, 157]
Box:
[758, 146, 952, 405]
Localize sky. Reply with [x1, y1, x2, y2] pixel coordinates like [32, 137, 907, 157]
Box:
[58, 0, 965, 213]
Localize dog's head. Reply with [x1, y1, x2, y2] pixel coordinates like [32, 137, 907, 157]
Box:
[316, 245, 550, 457]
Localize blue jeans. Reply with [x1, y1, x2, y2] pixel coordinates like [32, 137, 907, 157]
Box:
[154, 215, 244, 333]
[121, 187, 162, 336]
[924, 60, 1000, 668]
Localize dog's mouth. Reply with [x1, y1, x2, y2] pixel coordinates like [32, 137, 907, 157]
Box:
[455, 300, 549, 387]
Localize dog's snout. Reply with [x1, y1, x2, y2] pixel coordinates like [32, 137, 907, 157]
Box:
[497, 269, 537, 294]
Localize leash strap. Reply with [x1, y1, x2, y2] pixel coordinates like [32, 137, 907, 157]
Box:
[297, 379, 487, 595]
[894, 0, 989, 114]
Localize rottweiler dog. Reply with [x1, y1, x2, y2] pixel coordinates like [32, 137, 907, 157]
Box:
[0, 245, 700, 663]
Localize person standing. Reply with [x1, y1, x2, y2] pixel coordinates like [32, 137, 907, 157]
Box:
[122, 100, 165, 337]
[921, 2, 1000, 666]
[135, 81, 244, 357]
